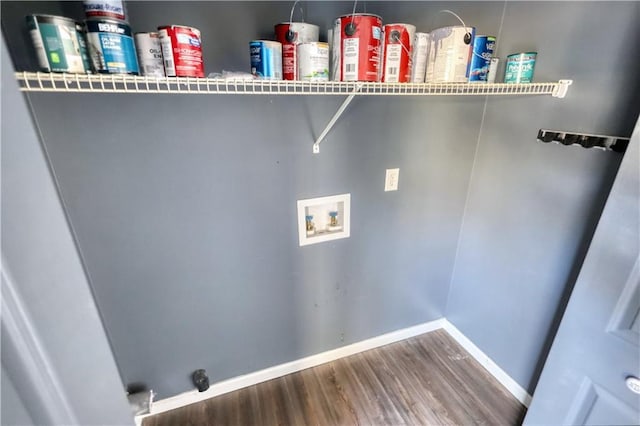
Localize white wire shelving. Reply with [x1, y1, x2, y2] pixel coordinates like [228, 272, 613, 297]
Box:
[15, 72, 572, 97]
[15, 72, 573, 153]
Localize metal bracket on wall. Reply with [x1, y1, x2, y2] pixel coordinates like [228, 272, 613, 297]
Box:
[313, 83, 364, 154]
[551, 80, 573, 98]
[537, 129, 630, 153]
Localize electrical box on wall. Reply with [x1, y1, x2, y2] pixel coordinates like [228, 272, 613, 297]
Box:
[297, 194, 351, 246]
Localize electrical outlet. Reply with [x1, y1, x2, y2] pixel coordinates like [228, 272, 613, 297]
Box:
[385, 168, 399, 191]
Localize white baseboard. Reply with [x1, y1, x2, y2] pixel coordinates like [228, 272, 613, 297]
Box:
[442, 319, 533, 407]
[135, 317, 531, 425]
[135, 318, 446, 425]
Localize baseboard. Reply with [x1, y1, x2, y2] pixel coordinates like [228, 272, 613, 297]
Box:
[135, 316, 531, 425]
[135, 318, 446, 425]
[442, 319, 533, 407]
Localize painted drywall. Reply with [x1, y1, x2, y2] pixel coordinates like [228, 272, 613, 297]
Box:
[446, 0, 640, 395]
[0, 37, 133, 424]
[1, 363, 34, 426]
[1, 1, 505, 398]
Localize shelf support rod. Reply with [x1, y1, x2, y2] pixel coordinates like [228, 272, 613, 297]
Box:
[313, 83, 363, 154]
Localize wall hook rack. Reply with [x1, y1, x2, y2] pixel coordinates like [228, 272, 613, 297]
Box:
[537, 129, 629, 153]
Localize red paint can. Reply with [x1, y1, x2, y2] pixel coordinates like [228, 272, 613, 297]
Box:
[380, 24, 416, 83]
[157, 25, 204, 77]
[274, 22, 319, 80]
[331, 13, 382, 82]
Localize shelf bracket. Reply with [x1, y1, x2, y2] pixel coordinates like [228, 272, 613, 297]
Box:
[313, 83, 364, 154]
[552, 79, 573, 98]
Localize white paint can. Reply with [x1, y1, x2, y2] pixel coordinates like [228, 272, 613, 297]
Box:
[134, 32, 165, 77]
[487, 57, 499, 83]
[297, 42, 329, 81]
[411, 32, 430, 83]
[425, 26, 475, 82]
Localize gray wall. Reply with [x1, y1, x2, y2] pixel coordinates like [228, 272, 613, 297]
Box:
[2, 0, 638, 401]
[1, 363, 34, 426]
[446, 0, 640, 395]
[1, 37, 132, 425]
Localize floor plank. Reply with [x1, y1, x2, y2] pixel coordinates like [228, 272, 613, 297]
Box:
[143, 329, 526, 426]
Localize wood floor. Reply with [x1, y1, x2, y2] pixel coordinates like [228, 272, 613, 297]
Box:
[143, 329, 526, 426]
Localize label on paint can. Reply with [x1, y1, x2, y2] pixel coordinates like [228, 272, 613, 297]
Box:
[297, 42, 329, 81]
[135, 32, 165, 77]
[381, 24, 415, 83]
[27, 15, 88, 73]
[250, 40, 283, 79]
[469, 35, 495, 82]
[158, 25, 204, 78]
[86, 19, 138, 74]
[334, 13, 382, 82]
[411, 32, 430, 83]
[426, 26, 475, 83]
[487, 58, 499, 83]
[83, 1, 127, 22]
[505, 52, 537, 83]
[275, 22, 319, 80]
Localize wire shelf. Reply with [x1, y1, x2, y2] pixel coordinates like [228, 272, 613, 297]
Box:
[15, 72, 572, 97]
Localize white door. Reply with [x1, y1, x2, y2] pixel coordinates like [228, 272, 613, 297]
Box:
[524, 118, 640, 425]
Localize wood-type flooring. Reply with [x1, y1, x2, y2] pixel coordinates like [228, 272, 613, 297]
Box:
[143, 329, 526, 426]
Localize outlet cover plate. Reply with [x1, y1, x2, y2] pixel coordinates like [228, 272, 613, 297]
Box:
[385, 168, 400, 191]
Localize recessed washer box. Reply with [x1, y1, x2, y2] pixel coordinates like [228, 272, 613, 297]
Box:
[297, 194, 350, 246]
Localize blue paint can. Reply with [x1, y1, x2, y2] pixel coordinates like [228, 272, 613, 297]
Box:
[468, 35, 495, 82]
[250, 40, 282, 79]
[86, 19, 139, 74]
[504, 52, 537, 83]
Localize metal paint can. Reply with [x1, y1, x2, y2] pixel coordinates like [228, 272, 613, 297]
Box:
[26, 15, 88, 73]
[250, 40, 283, 79]
[380, 23, 415, 83]
[274, 22, 319, 80]
[332, 13, 383, 82]
[83, 0, 127, 22]
[425, 26, 475, 83]
[487, 57, 499, 83]
[86, 19, 138, 74]
[504, 52, 537, 83]
[468, 35, 495, 82]
[75, 22, 93, 73]
[297, 42, 329, 81]
[411, 32, 430, 83]
[158, 25, 204, 78]
[135, 32, 165, 77]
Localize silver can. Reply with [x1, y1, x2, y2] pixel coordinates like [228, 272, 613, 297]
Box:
[411, 32, 430, 83]
[135, 32, 165, 77]
[297, 42, 329, 81]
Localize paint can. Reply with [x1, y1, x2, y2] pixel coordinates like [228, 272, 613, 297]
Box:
[75, 22, 93, 73]
[486, 58, 499, 83]
[411, 32, 430, 83]
[158, 25, 204, 78]
[26, 15, 89, 73]
[135, 32, 165, 77]
[504, 52, 537, 83]
[250, 40, 283, 79]
[425, 26, 475, 83]
[380, 23, 415, 83]
[86, 19, 138, 74]
[297, 42, 329, 81]
[332, 13, 383, 82]
[83, 0, 127, 22]
[468, 35, 495, 82]
[274, 22, 319, 80]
